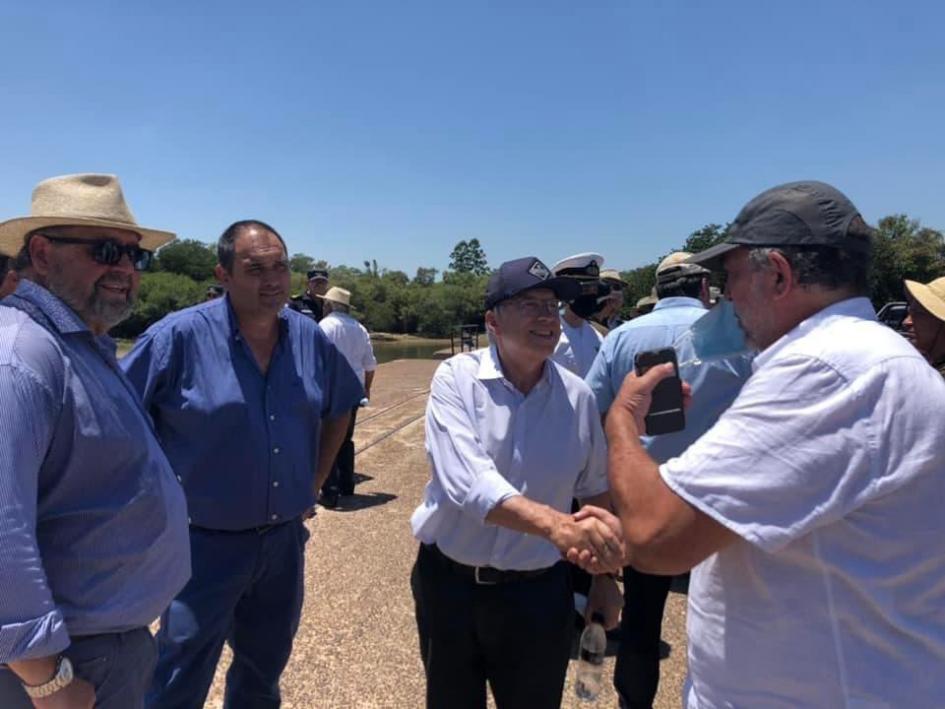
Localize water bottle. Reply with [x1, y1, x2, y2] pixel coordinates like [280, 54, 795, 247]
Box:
[575, 612, 607, 701]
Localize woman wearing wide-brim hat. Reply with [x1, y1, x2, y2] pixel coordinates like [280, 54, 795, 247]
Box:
[904, 276, 945, 377]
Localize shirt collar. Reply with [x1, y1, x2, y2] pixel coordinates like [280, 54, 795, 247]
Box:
[753, 296, 876, 371]
[12, 278, 92, 335]
[477, 344, 552, 391]
[653, 296, 705, 312]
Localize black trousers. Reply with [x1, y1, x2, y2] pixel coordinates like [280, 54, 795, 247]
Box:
[410, 544, 574, 709]
[613, 566, 674, 709]
[323, 406, 359, 496]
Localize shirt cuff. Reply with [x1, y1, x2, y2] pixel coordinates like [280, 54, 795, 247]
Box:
[0, 608, 70, 665]
[462, 468, 521, 522]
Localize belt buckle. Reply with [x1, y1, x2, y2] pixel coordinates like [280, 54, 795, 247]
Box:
[474, 566, 497, 585]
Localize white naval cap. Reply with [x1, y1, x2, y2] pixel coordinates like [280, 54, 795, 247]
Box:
[551, 252, 605, 279]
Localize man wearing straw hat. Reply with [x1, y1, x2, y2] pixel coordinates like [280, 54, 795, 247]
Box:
[903, 276, 945, 378]
[0, 174, 190, 706]
[316, 286, 378, 507]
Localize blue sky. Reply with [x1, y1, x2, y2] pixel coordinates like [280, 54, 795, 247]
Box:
[0, 1, 942, 275]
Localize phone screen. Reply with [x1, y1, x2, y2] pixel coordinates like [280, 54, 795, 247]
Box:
[633, 348, 686, 435]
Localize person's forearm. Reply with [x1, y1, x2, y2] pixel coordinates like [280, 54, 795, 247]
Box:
[606, 409, 668, 553]
[314, 412, 352, 491]
[485, 494, 563, 540]
[363, 370, 375, 399]
[8, 655, 58, 685]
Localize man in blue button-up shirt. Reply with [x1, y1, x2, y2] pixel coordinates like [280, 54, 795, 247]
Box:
[585, 252, 751, 709]
[0, 173, 190, 707]
[122, 219, 363, 709]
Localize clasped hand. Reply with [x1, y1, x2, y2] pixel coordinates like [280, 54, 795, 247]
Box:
[551, 505, 625, 575]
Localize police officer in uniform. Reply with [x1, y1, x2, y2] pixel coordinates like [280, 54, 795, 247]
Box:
[550, 252, 611, 377]
[289, 267, 328, 321]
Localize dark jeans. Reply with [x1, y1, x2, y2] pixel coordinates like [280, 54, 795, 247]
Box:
[0, 628, 156, 708]
[410, 544, 574, 709]
[146, 520, 309, 709]
[614, 566, 674, 709]
[323, 407, 359, 496]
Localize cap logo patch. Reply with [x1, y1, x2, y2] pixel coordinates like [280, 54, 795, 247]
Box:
[528, 260, 550, 280]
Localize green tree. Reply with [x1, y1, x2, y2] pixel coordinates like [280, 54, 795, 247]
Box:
[289, 253, 315, 274]
[870, 215, 945, 306]
[682, 223, 729, 253]
[113, 272, 205, 338]
[155, 239, 217, 281]
[414, 267, 437, 286]
[448, 238, 489, 275]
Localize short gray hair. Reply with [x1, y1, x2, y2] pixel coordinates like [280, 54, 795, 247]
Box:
[746, 216, 873, 294]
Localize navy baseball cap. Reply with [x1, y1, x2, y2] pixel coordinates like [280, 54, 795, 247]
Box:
[307, 268, 329, 281]
[689, 181, 873, 270]
[485, 257, 582, 310]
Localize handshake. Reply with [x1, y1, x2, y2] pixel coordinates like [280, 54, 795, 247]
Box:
[550, 505, 625, 575]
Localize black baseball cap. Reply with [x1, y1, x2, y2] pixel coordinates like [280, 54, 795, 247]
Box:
[689, 181, 872, 270]
[307, 268, 329, 281]
[485, 257, 582, 310]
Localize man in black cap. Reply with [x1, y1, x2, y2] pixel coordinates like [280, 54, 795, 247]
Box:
[410, 256, 625, 709]
[288, 267, 329, 321]
[579, 181, 945, 707]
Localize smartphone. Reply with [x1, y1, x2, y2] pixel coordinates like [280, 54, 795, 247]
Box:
[633, 348, 685, 435]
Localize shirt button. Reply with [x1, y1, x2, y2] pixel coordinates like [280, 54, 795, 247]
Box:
[176, 475, 182, 483]
[270, 414, 276, 421]
[273, 447, 280, 454]
[272, 481, 280, 488]
[271, 514, 279, 521]
[187, 516, 192, 524]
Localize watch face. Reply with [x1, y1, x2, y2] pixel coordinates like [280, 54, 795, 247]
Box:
[60, 656, 74, 682]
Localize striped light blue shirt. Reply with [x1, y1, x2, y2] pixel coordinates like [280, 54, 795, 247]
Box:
[0, 280, 190, 664]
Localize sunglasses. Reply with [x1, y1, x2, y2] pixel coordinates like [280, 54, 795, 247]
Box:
[41, 235, 154, 271]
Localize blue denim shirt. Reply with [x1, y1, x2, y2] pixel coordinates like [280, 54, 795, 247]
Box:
[121, 296, 364, 531]
[585, 297, 753, 462]
[0, 280, 190, 664]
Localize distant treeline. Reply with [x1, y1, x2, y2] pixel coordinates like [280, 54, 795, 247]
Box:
[112, 217, 945, 339]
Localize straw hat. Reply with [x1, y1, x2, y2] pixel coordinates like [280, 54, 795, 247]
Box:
[905, 277, 945, 323]
[316, 286, 352, 308]
[0, 173, 176, 255]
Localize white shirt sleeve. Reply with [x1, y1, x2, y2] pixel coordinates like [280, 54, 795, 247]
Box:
[660, 354, 909, 553]
[424, 362, 521, 522]
[361, 325, 377, 373]
[573, 389, 610, 500]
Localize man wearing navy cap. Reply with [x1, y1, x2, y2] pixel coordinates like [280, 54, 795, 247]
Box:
[289, 267, 329, 321]
[585, 181, 945, 707]
[410, 256, 624, 709]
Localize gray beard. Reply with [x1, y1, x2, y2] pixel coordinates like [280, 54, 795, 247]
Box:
[46, 270, 135, 332]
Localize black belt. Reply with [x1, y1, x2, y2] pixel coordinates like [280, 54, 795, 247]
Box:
[427, 544, 553, 585]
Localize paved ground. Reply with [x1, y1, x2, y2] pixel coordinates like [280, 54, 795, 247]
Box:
[205, 358, 688, 708]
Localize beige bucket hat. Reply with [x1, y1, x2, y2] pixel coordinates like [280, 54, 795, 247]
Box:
[316, 286, 352, 308]
[905, 277, 945, 323]
[0, 173, 176, 255]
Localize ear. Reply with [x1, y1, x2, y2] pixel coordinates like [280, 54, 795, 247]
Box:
[28, 235, 53, 278]
[214, 263, 229, 284]
[767, 251, 794, 299]
[484, 309, 499, 335]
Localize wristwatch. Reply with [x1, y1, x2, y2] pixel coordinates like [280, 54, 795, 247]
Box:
[22, 655, 74, 698]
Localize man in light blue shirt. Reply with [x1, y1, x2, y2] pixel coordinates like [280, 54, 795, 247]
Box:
[123, 220, 363, 708]
[411, 257, 625, 709]
[0, 174, 190, 707]
[585, 252, 751, 709]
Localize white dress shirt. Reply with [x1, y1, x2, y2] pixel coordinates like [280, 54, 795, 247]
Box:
[552, 316, 603, 377]
[411, 346, 609, 571]
[318, 311, 377, 386]
[660, 297, 945, 708]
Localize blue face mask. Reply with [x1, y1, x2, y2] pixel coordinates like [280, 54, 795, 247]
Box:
[682, 299, 751, 365]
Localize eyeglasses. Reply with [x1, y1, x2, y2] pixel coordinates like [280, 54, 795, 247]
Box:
[504, 297, 561, 317]
[41, 235, 154, 271]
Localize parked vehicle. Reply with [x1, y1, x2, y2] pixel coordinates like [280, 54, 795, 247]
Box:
[877, 301, 909, 333]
